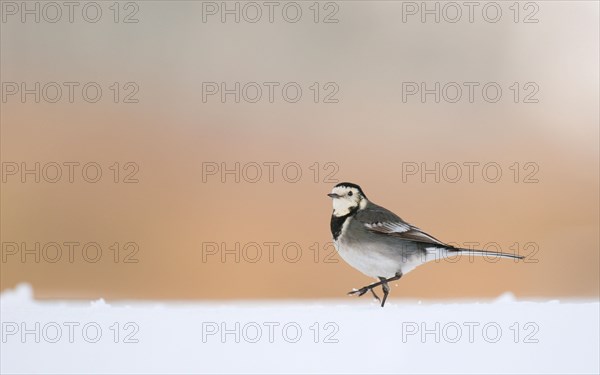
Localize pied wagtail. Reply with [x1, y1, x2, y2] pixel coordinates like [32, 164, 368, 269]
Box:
[328, 182, 523, 307]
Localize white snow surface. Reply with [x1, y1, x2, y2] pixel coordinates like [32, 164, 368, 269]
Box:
[1, 284, 598, 374]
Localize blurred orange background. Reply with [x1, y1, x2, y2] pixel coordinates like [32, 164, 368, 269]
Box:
[1, 1, 598, 300]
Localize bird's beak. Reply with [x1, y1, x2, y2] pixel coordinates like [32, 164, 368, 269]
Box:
[327, 193, 340, 198]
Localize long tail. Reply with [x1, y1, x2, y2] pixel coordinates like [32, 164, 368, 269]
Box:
[445, 247, 524, 260]
[424, 246, 524, 261]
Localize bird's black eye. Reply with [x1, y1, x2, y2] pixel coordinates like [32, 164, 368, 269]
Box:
[348, 191, 353, 196]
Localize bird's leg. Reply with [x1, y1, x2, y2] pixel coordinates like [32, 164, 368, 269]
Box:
[378, 272, 402, 307]
[379, 277, 390, 308]
[348, 272, 403, 307]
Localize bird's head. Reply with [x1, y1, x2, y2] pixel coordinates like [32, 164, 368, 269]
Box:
[327, 182, 368, 217]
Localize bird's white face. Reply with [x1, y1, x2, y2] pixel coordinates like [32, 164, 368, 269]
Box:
[328, 185, 367, 217]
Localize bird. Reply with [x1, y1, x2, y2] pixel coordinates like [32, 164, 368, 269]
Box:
[327, 182, 524, 307]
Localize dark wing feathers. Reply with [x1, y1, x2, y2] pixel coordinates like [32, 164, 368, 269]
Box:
[356, 202, 447, 246]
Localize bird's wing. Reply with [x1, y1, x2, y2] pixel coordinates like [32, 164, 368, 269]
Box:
[357, 203, 447, 246]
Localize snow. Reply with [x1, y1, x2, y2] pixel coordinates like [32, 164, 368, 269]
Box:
[1, 284, 598, 374]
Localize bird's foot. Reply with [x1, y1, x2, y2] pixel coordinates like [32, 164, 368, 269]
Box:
[348, 286, 369, 297]
[348, 286, 381, 303]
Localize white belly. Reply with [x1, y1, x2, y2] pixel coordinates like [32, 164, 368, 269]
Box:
[334, 240, 423, 279]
